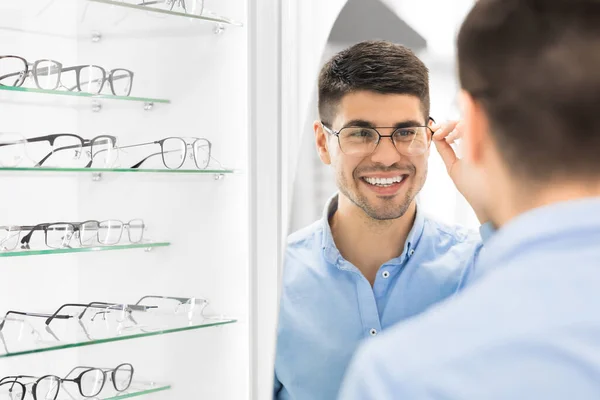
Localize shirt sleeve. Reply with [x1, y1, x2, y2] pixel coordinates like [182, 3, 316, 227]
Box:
[454, 222, 497, 293]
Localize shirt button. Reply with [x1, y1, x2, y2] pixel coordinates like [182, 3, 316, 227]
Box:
[409, 249, 415, 257]
[382, 271, 390, 279]
[370, 328, 377, 336]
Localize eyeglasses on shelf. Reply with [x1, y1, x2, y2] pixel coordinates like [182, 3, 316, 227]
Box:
[0, 55, 134, 96]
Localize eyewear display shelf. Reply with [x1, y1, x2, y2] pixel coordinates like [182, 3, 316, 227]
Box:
[0, 242, 170, 258]
[0, 317, 237, 359]
[0, 86, 170, 105]
[0, 0, 247, 398]
[0, 167, 235, 175]
[88, 0, 244, 25]
[57, 381, 171, 400]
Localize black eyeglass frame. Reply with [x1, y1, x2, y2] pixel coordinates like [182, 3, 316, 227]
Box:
[0, 55, 63, 90]
[0, 379, 26, 400]
[64, 363, 134, 396]
[321, 116, 436, 156]
[0, 133, 117, 168]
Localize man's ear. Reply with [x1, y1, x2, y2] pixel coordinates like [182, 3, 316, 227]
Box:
[314, 121, 332, 165]
[459, 90, 488, 166]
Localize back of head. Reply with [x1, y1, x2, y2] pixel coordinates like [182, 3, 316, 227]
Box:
[458, 0, 600, 182]
[318, 40, 430, 125]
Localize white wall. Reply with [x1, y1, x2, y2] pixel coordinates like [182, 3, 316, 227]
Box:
[0, 1, 250, 398]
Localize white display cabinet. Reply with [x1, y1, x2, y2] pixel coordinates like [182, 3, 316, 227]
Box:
[0, 0, 283, 398]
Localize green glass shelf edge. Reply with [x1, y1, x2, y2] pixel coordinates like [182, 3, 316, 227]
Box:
[0, 167, 235, 174]
[0, 242, 170, 258]
[0, 86, 170, 104]
[88, 0, 244, 26]
[0, 319, 237, 359]
[104, 384, 171, 400]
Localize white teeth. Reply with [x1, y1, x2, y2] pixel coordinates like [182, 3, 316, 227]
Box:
[364, 176, 404, 186]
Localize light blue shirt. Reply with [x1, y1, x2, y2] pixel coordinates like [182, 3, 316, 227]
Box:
[274, 194, 483, 400]
[339, 197, 600, 400]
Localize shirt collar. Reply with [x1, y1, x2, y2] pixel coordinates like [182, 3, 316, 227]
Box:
[477, 196, 600, 275]
[321, 193, 425, 266]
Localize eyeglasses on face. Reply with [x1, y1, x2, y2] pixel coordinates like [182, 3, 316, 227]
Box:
[321, 117, 436, 157]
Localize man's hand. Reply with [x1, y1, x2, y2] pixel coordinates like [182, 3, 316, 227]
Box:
[432, 121, 489, 224]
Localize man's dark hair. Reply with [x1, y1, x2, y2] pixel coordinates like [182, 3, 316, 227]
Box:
[458, 0, 600, 181]
[318, 40, 430, 126]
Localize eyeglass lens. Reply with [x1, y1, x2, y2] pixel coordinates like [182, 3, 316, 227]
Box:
[34, 375, 60, 400]
[0, 56, 27, 87]
[0, 133, 27, 167]
[45, 224, 75, 249]
[338, 127, 430, 156]
[80, 369, 105, 397]
[161, 138, 187, 169]
[32, 60, 61, 90]
[0, 381, 25, 399]
[113, 364, 133, 391]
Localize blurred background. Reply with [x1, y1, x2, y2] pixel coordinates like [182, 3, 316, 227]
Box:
[284, 0, 480, 234]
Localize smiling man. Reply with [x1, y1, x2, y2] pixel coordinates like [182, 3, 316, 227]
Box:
[273, 40, 486, 400]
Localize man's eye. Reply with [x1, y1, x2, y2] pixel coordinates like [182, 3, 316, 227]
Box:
[349, 129, 375, 138]
[396, 129, 417, 137]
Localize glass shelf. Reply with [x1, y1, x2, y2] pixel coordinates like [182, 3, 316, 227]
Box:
[0, 315, 237, 359]
[0, 86, 170, 105]
[56, 381, 171, 400]
[88, 0, 244, 26]
[0, 167, 235, 175]
[0, 242, 170, 258]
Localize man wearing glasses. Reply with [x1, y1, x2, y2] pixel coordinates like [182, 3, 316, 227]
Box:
[339, 0, 600, 398]
[273, 40, 488, 400]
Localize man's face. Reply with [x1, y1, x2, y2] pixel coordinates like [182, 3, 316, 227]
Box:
[317, 91, 430, 220]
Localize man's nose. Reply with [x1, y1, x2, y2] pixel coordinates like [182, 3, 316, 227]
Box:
[369, 135, 403, 166]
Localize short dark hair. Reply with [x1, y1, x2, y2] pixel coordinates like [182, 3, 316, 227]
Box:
[318, 40, 430, 126]
[458, 0, 600, 181]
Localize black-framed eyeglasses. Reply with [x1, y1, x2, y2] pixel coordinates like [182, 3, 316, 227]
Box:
[63, 363, 134, 396]
[0, 133, 117, 168]
[0, 379, 26, 400]
[321, 117, 436, 157]
[59, 65, 134, 97]
[0, 302, 153, 333]
[45, 302, 155, 327]
[0, 55, 63, 90]
[0, 363, 134, 399]
[0, 375, 61, 400]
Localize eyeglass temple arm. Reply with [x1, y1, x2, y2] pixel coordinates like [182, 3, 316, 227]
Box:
[0, 134, 53, 149]
[64, 366, 101, 380]
[133, 147, 192, 169]
[92, 141, 156, 161]
[0, 311, 71, 331]
[45, 304, 107, 326]
[36, 141, 93, 167]
[130, 151, 163, 169]
[21, 223, 75, 246]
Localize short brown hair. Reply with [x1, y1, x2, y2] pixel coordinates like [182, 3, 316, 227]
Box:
[318, 40, 430, 126]
[458, 0, 600, 181]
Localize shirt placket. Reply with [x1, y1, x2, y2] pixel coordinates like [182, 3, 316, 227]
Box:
[343, 262, 382, 338]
